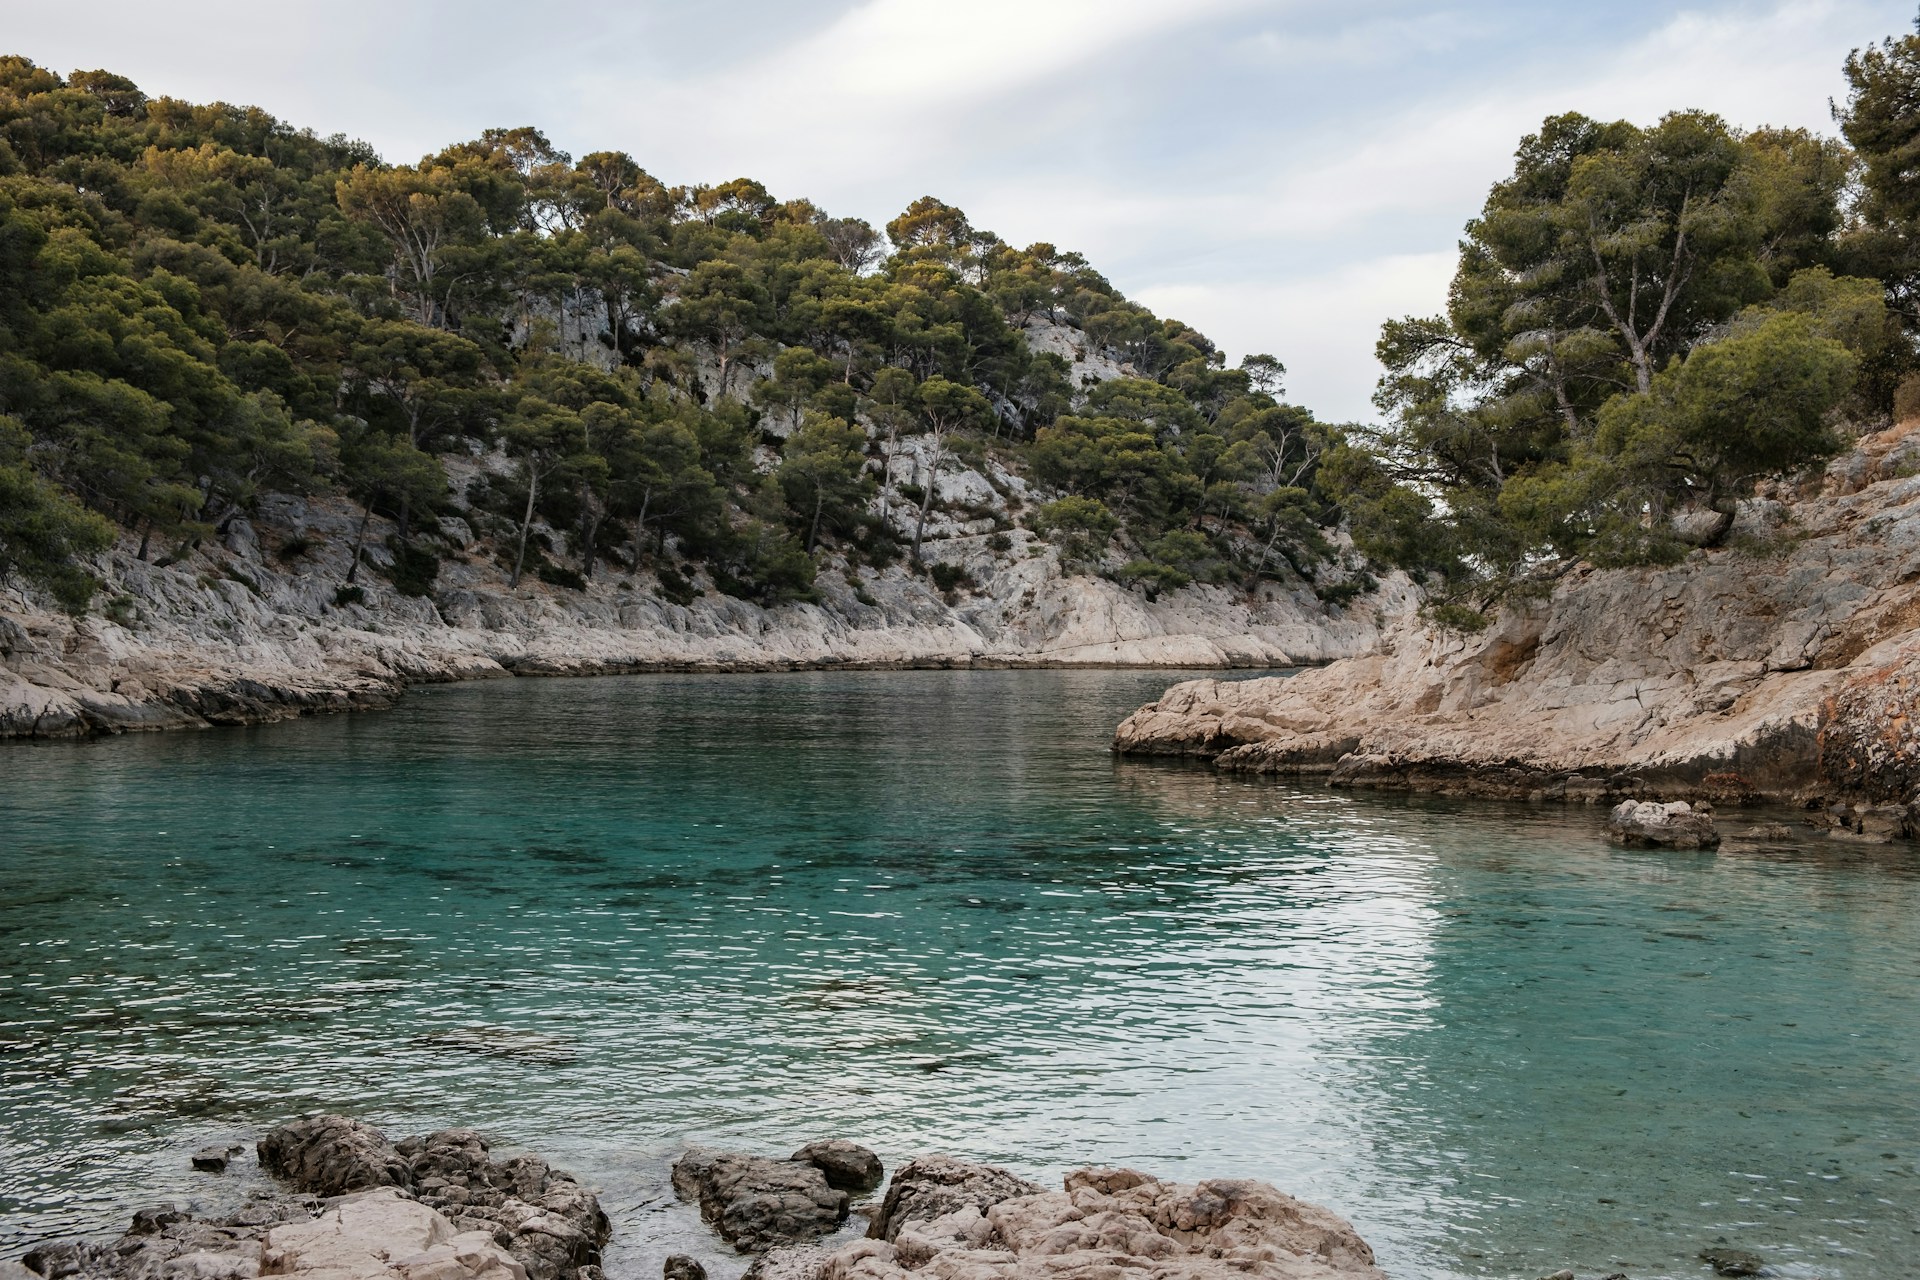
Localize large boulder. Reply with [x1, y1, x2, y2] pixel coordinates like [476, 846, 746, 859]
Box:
[1607, 799, 1721, 849]
[672, 1151, 850, 1253]
[828, 1166, 1383, 1280]
[791, 1142, 884, 1195]
[865, 1155, 1040, 1242]
[259, 1115, 412, 1197]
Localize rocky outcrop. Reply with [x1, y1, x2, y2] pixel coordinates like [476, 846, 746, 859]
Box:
[1607, 799, 1721, 849]
[256, 1116, 606, 1280]
[671, 1150, 851, 1253]
[1115, 422, 1920, 817]
[259, 1115, 412, 1197]
[17, 1119, 608, 1280]
[865, 1156, 1041, 1243]
[794, 1163, 1380, 1280]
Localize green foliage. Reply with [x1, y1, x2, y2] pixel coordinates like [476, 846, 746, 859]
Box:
[928, 561, 972, 595]
[1424, 603, 1492, 634]
[0, 56, 1359, 608]
[1352, 79, 1892, 603]
[0, 416, 114, 611]
[383, 535, 440, 597]
[1030, 496, 1117, 563]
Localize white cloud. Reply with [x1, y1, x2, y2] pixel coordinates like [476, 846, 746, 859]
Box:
[1135, 252, 1458, 424]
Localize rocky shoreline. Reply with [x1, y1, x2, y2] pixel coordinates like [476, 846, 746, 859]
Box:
[3, 1117, 1391, 1280]
[1112, 422, 1920, 834]
[1, 483, 1409, 740]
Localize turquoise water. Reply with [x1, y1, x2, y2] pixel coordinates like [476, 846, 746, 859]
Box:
[2, 670, 1918, 1280]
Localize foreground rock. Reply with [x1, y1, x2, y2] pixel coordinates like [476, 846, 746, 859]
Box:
[804, 1163, 1382, 1280]
[1114, 421, 1920, 817]
[14, 1116, 608, 1280]
[672, 1149, 855, 1253]
[865, 1155, 1040, 1242]
[1607, 800, 1721, 849]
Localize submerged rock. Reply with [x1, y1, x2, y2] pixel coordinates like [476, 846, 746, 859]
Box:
[672, 1150, 850, 1253]
[791, 1142, 884, 1194]
[1607, 800, 1721, 849]
[825, 1163, 1383, 1280]
[192, 1144, 244, 1173]
[1700, 1244, 1764, 1275]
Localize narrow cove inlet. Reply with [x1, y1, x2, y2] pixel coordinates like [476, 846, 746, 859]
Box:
[3, 671, 1916, 1280]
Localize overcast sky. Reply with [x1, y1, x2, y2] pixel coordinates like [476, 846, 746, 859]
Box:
[9, 0, 1913, 421]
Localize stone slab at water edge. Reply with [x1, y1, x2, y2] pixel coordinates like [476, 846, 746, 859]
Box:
[1113, 420, 1920, 815]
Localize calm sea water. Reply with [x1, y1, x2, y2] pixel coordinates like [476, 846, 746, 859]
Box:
[2, 670, 1917, 1280]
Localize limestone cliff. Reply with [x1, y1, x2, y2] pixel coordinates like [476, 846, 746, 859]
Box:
[1114, 422, 1920, 816]
[0, 478, 1408, 738]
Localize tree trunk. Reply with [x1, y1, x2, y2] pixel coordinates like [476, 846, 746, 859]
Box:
[877, 425, 898, 523]
[345, 504, 372, 584]
[581, 512, 602, 580]
[910, 430, 946, 563]
[631, 486, 652, 567]
[808, 489, 824, 552]
[136, 520, 152, 563]
[509, 467, 538, 589]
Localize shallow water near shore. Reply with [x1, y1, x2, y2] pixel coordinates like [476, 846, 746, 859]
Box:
[3, 669, 1918, 1280]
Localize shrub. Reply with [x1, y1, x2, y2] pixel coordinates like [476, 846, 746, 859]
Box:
[657, 565, 701, 606]
[384, 536, 440, 597]
[278, 535, 312, 561]
[1424, 602, 1491, 633]
[537, 563, 587, 590]
[1117, 560, 1189, 601]
[929, 562, 973, 595]
[1030, 496, 1117, 564]
[332, 585, 366, 608]
[986, 532, 1012, 553]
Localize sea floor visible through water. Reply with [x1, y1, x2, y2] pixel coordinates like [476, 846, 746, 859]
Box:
[2, 669, 1917, 1280]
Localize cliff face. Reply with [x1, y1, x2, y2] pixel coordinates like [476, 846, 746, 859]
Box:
[0, 484, 1410, 739]
[1114, 422, 1920, 813]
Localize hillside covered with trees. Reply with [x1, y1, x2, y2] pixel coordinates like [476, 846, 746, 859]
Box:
[5, 18, 1920, 629]
[0, 55, 1339, 618]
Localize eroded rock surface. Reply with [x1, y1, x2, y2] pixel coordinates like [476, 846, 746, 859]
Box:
[259, 1115, 411, 1198]
[865, 1157, 1041, 1243]
[814, 1164, 1380, 1280]
[1114, 421, 1920, 814]
[672, 1151, 850, 1254]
